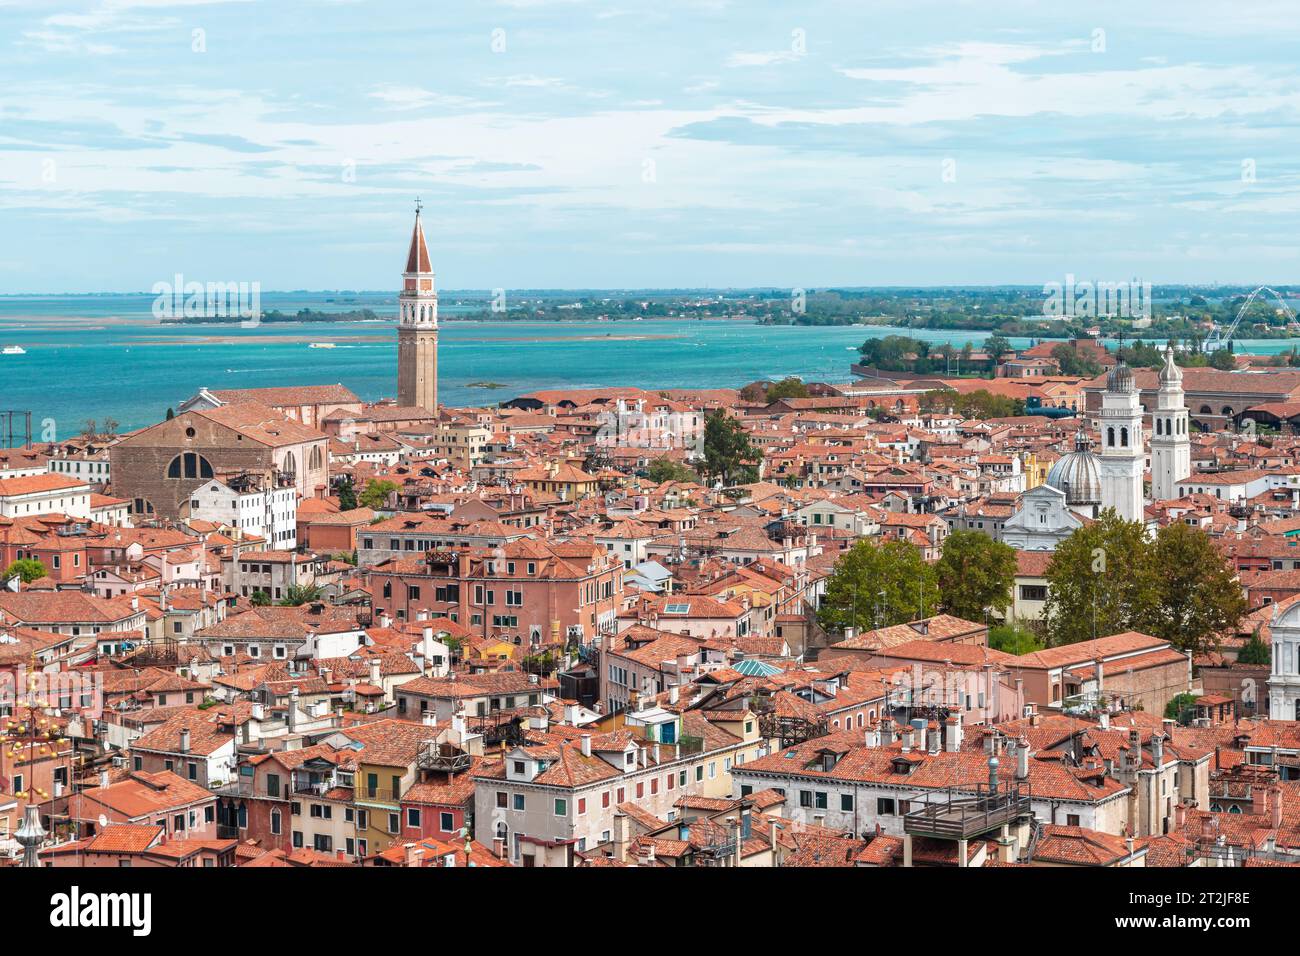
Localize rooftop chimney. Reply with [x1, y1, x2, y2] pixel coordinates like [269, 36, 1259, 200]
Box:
[987, 755, 999, 794]
[1015, 738, 1029, 781]
[945, 714, 962, 753]
[179, 728, 191, 753]
[580, 734, 592, 757]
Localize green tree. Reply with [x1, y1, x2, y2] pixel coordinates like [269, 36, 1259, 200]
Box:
[1238, 629, 1271, 666]
[988, 623, 1045, 656]
[818, 539, 938, 633]
[2, 558, 48, 584]
[1164, 692, 1199, 723]
[1148, 521, 1247, 656]
[278, 583, 325, 607]
[921, 388, 1023, 419]
[1050, 342, 1103, 377]
[1043, 509, 1159, 646]
[765, 377, 809, 402]
[645, 457, 698, 484]
[700, 410, 759, 486]
[337, 475, 358, 511]
[1209, 348, 1237, 370]
[936, 531, 1017, 622]
[359, 479, 399, 510]
[985, 334, 1012, 364]
[250, 590, 272, 606]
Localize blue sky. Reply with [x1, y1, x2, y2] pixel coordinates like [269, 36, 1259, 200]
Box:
[2, 0, 1299, 292]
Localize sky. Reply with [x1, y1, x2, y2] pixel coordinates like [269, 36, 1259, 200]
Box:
[2, 0, 1299, 292]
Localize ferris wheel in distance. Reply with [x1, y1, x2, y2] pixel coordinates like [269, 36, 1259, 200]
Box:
[1203, 285, 1298, 352]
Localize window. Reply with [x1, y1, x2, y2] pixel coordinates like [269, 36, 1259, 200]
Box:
[877, 798, 896, 815]
[496, 791, 508, 808]
[271, 810, 282, 835]
[388, 813, 400, 834]
[440, 812, 454, 832]
[513, 794, 525, 811]
[407, 808, 421, 829]
[840, 793, 854, 811]
[166, 452, 214, 480]
[554, 798, 568, 816]
[1067, 814, 1081, 827]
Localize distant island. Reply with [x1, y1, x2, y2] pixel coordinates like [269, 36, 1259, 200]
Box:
[160, 308, 383, 325]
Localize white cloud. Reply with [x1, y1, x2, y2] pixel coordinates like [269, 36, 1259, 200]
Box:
[726, 50, 799, 68]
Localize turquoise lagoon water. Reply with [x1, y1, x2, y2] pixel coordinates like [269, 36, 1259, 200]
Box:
[0, 293, 1293, 441]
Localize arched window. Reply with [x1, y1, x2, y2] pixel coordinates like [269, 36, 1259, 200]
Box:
[165, 453, 213, 479]
[282, 451, 297, 476]
[1222, 407, 1234, 418]
[1121, 427, 1128, 447]
[308, 445, 322, 471]
[1107, 426, 1115, 446]
[1199, 405, 1212, 415]
[1156, 418, 1163, 436]
[130, 497, 155, 516]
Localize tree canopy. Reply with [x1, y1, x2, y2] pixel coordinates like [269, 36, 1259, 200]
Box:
[764, 377, 809, 402]
[359, 478, 399, 510]
[936, 530, 1018, 622]
[1043, 509, 1158, 646]
[699, 410, 760, 486]
[645, 456, 698, 484]
[337, 475, 358, 511]
[818, 539, 938, 633]
[921, 388, 1024, 419]
[278, 584, 326, 607]
[2, 558, 48, 584]
[1043, 510, 1245, 655]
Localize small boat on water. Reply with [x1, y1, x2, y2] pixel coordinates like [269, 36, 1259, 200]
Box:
[308, 342, 336, 349]
[1, 345, 25, 355]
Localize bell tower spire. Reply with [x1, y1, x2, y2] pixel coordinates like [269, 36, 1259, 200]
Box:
[1151, 344, 1190, 501]
[397, 198, 438, 411]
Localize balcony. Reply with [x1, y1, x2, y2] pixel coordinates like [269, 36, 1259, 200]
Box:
[355, 787, 401, 806]
[417, 742, 471, 775]
[903, 781, 1032, 841]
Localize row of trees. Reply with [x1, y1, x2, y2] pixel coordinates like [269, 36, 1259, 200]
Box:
[1042, 511, 1246, 655]
[817, 531, 1018, 632]
[918, 388, 1025, 419]
[817, 513, 1247, 657]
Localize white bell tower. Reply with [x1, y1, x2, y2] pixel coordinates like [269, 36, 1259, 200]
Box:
[1150, 345, 1190, 502]
[1098, 359, 1145, 522]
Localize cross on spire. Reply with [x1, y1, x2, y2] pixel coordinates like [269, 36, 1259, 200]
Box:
[415, 196, 423, 215]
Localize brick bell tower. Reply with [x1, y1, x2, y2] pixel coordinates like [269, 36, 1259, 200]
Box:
[397, 199, 438, 411]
